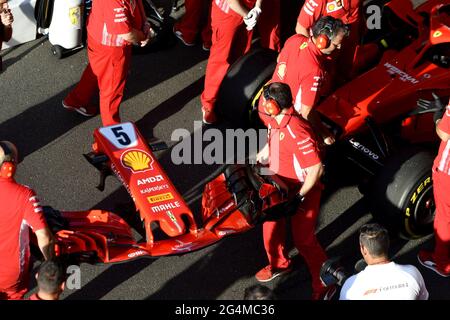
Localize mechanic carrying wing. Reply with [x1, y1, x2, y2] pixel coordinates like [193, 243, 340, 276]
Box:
[340, 223, 429, 300]
[200, 0, 280, 124]
[255, 82, 334, 300]
[296, 0, 362, 84]
[173, 0, 212, 50]
[62, 0, 154, 126]
[418, 99, 450, 278]
[0, 0, 13, 72]
[260, 16, 348, 145]
[0, 141, 54, 300]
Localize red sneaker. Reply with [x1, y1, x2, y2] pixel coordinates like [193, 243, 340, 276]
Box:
[255, 265, 292, 283]
[62, 99, 97, 117]
[202, 107, 217, 124]
[417, 250, 450, 277]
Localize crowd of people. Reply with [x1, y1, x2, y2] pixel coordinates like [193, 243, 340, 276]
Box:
[1, 0, 449, 301]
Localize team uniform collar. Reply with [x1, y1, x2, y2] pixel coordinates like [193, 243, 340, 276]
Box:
[269, 107, 296, 129]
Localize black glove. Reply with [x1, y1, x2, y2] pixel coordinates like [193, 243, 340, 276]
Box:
[416, 93, 445, 125]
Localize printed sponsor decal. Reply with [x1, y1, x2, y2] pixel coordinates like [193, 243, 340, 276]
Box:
[151, 201, 181, 213]
[172, 240, 195, 252]
[349, 138, 379, 160]
[128, 250, 146, 258]
[147, 192, 174, 204]
[384, 62, 419, 84]
[433, 31, 442, 38]
[137, 174, 164, 186]
[121, 149, 154, 173]
[111, 163, 133, 200]
[140, 184, 169, 195]
[279, 132, 285, 141]
[326, 0, 343, 13]
[300, 42, 308, 50]
[99, 123, 138, 149]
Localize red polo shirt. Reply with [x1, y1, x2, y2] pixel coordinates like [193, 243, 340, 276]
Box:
[0, 179, 46, 293]
[87, 0, 145, 46]
[270, 34, 325, 113]
[264, 108, 322, 184]
[298, 0, 360, 28]
[214, 0, 256, 16]
[434, 100, 450, 175]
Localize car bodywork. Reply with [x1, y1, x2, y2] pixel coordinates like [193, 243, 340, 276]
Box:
[45, 123, 292, 263]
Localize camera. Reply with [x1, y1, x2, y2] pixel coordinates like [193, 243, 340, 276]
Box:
[320, 257, 350, 287]
[320, 257, 368, 287]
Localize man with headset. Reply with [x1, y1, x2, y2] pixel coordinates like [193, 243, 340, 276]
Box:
[296, 0, 362, 84]
[264, 16, 348, 145]
[0, 141, 54, 300]
[256, 82, 333, 300]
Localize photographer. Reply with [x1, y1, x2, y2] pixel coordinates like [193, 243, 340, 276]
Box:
[339, 223, 428, 300]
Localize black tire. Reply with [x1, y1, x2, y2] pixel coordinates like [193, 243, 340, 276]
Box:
[369, 147, 435, 239]
[215, 47, 278, 129]
[51, 45, 63, 59]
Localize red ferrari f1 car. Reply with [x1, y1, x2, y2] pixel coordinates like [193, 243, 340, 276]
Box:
[42, 0, 449, 264]
[215, 0, 450, 239]
[44, 122, 299, 263]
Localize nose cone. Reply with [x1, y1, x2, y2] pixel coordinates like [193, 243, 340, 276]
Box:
[159, 212, 186, 237]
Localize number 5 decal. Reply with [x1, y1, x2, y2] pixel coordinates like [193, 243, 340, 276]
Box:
[111, 127, 132, 145]
[99, 122, 138, 149]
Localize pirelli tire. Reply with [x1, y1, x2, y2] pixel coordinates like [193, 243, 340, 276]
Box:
[369, 147, 435, 239]
[215, 47, 278, 128]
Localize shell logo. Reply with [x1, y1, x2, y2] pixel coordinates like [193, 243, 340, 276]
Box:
[328, 4, 335, 11]
[433, 31, 442, 38]
[121, 150, 154, 172]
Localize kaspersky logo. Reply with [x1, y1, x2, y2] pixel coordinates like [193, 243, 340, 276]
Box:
[121, 149, 154, 173]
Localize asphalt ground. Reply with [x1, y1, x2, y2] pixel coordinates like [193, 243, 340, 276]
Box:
[0, 0, 449, 303]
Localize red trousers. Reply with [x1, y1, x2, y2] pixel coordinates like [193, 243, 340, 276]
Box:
[65, 36, 132, 126]
[258, 0, 280, 52]
[201, 0, 280, 112]
[262, 185, 327, 292]
[432, 169, 450, 272]
[175, 0, 212, 46]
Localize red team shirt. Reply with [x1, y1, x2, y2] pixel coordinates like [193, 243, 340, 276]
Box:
[434, 101, 450, 175]
[270, 34, 325, 113]
[262, 108, 322, 184]
[0, 179, 46, 293]
[87, 0, 145, 46]
[298, 0, 360, 28]
[214, 0, 256, 15]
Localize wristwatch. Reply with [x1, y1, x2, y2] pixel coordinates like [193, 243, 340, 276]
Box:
[296, 192, 305, 203]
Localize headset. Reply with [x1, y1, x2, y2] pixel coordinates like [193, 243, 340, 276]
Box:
[314, 17, 350, 50]
[263, 84, 281, 116]
[0, 141, 17, 178]
[315, 20, 335, 50]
